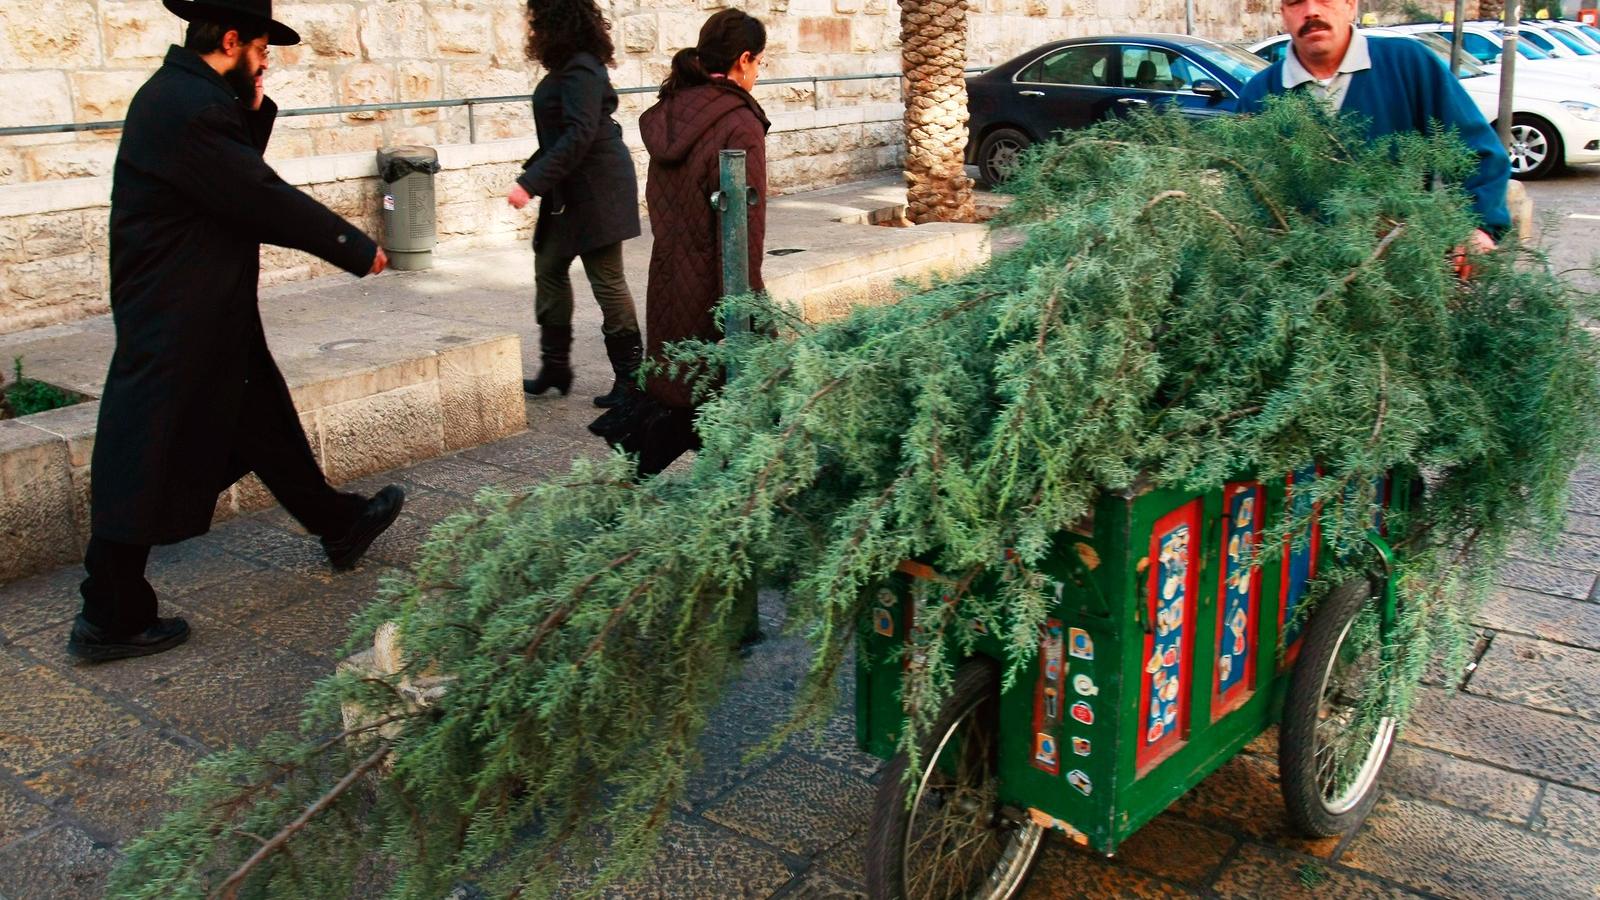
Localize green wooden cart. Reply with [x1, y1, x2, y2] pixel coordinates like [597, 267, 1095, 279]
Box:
[856, 467, 1411, 899]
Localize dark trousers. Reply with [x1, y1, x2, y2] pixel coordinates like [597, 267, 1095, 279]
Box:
[534, 241, 639, 338]
[80, 376, 365, 635]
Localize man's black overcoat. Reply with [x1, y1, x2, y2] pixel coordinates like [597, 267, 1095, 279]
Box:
[92, 46, 377, 546]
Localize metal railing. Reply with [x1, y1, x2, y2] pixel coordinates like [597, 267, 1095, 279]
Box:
[0, 69, 989, 142]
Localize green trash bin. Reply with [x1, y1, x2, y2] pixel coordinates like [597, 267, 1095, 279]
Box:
[376, 146, 440, 271]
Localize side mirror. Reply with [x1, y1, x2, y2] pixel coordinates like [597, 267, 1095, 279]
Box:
[1192, 80, 1226, 100]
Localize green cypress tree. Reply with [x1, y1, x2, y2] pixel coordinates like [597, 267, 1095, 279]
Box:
[109, 97, 1600, 898]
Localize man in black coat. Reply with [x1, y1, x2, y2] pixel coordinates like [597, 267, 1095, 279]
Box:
[68, 0, 405, 662]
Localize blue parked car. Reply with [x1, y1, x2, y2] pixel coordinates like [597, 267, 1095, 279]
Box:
[966, 34, 1269, 186]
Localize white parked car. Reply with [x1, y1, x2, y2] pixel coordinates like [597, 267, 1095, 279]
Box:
[1246, 29, 1600, 178]
[1388, 22, 1600, 84]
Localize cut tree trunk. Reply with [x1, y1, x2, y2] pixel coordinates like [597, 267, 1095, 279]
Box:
[901, 0, 977, 224]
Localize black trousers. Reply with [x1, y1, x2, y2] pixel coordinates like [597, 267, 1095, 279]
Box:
[80, 378, 365, 635]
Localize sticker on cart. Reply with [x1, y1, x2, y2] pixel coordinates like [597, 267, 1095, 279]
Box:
[1147, 721, 1164, 742]
[1068, 628, 1094, 661]
[872, 608, 895, 637]
[1043, 687, 1059, 720]
[1072, 737, 1092, 757]
[1073, 674, 1098, 697]
[1044, 656, 1062, 682]
[1145, 652, 1163, 675]
[1139, 502, 1200, 773]
[1034, 733, 1058, 768]
[877, 589, 897, 608]
[1067, 769, 1093, 796]
[1070, 701, 1094, 725]
[383, 194, 395, 211]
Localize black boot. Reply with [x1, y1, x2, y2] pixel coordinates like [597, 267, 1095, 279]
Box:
[524, 324, 573, 396]
[593, 331, 644, 408]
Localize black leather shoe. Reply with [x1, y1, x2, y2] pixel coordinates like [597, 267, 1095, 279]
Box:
[66, 614, 189, 663]
[523, 365, 572, 397]
[322, 485, 405, 571]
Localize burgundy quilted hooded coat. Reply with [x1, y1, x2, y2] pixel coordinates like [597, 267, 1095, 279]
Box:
[639, 80, 770, 409]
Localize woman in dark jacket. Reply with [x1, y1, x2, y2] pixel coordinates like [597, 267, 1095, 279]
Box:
[593, 9, 768, 477]
[508, 0, 642, 406]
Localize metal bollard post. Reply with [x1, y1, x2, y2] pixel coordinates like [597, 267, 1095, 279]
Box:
[711, 149, 760, 349]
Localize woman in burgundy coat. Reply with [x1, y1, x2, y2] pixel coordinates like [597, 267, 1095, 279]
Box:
[593, 9, 769, 476]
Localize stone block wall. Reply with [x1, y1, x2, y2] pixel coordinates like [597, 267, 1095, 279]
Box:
[0, 102, 905, 334]
[0, 0, 1283, 185]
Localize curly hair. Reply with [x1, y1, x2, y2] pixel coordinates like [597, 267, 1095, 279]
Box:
[525, 0, 616, 69]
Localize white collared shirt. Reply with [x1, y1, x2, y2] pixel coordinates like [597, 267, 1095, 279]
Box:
[1282, 27, 1373, 111]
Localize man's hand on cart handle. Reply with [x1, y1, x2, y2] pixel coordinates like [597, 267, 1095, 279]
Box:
[1452, 228, 1496, 280]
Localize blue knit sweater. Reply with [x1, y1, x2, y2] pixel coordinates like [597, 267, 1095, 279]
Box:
[1239, 36, 1511, 234]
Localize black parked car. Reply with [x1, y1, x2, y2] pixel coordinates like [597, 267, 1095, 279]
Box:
[966, 34, 1269, 185]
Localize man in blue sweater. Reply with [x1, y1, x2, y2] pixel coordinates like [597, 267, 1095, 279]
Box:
[1239, 0, 1512, 249]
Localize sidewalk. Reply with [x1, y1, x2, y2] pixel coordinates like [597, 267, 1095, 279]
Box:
[1, 178, 1599, 898]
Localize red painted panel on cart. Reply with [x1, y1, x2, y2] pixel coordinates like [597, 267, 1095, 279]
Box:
[1137, 499, 1202, 775]
[1214, 481, 1263, 720]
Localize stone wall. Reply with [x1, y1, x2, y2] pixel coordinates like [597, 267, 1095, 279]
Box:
[0, 102, 905, 334]
[0, 0, 1283, 185]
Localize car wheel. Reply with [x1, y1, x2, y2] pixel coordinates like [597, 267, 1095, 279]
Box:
[977, 128, 1032, 188]
[1508, 113, 1562, 180]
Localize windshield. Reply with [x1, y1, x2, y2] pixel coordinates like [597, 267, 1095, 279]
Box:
[1409, 32, 1491, 76]
[1544, 27, 1597, 53]
[1502, 29, 1558, 57]
[1186, 41, 1269, 81]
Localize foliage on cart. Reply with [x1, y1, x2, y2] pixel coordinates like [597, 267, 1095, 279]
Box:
[111, 96, 1599, 899]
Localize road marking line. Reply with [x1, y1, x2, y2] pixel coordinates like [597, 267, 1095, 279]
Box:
[1568, 213, 1600, 221]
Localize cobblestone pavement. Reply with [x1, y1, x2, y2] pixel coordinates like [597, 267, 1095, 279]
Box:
[5, 177, 1600, 898]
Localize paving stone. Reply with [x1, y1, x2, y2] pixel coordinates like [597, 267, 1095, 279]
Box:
[0, 665, 140, 775]
[1561, 512, 1600, 538]
[0, 567, 83, 641]
[242, 567, 406, 660]
[1165, 752, 1340, 858]
[25, 728, 199, 843]
[213, 518, 344, 578]
[1210, 843, 1425, 899]
[13, 606, 257, 697]
[1341, 796, 1600, 899]
[1474, 589, 1600, 652]
[684, 682, 802, 809]
[1383, 745, 1541, 825]
[395, 454, 519, 496]
[1566, 478, 1600, 516]
[1495, 560, 1595, 602]
[703, 755, 873, 857]
[1019, 839, 1191, 899]
[143, 538, 271, 599]
[459, 429, 590, 476]
[1510, 531, 1600, 574]
[138, 641, 332, 749]
[0, 775, 52, 849]
[1536, 784, 1600, 853]
[565, 815, 794, 899]
[813, 827, 869, 886]
[1406, 687, 1600, 791]
[776, 868, 866, 899]
[1111, 815, 1236, 885]
[0, 824, 118, 900]
[1468, 634, 1600, 721]
[1243, 724, 1278, 756]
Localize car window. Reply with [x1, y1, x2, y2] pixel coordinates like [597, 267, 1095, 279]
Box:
[1458, 31, 1501, 62]
[1120, 46, 1205, 90]
[1498, 29, 1555, 58]
[1580, 23, 1600, 44]
[1025, 45, 1116, 87]
[1518, 28, 1561, 53]
[1256, 40, 1290, 64]
[1545, 27, 1596, 53]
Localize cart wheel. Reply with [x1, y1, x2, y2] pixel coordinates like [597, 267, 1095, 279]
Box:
[866, 660, 1045, 900]
[1279, 576, 1398, 838]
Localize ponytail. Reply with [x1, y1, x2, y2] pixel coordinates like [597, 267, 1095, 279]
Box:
[658, 9, 766, 97]
[660, 46, 711, 96]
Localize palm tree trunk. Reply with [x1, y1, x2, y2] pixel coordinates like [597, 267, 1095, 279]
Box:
[901, 0, 977, 223]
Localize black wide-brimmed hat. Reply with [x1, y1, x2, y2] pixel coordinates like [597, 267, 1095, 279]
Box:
[163, 0, 301, 46]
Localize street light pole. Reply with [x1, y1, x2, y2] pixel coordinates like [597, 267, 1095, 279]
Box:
[1449, 0, 1467, 75]
[1497, 1, 1521, 150]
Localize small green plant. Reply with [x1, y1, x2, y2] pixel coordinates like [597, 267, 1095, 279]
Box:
[1297, 863, 1331, 888]
[4, 357, 78, 418]
[1398, 0, 1441, 23]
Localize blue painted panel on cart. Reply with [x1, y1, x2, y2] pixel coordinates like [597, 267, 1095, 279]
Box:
[1281, 463, 1319, 646]
[1217, 484, 1260, 698]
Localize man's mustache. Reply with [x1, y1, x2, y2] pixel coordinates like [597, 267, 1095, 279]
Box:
[1298, 18, 1332, 36]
